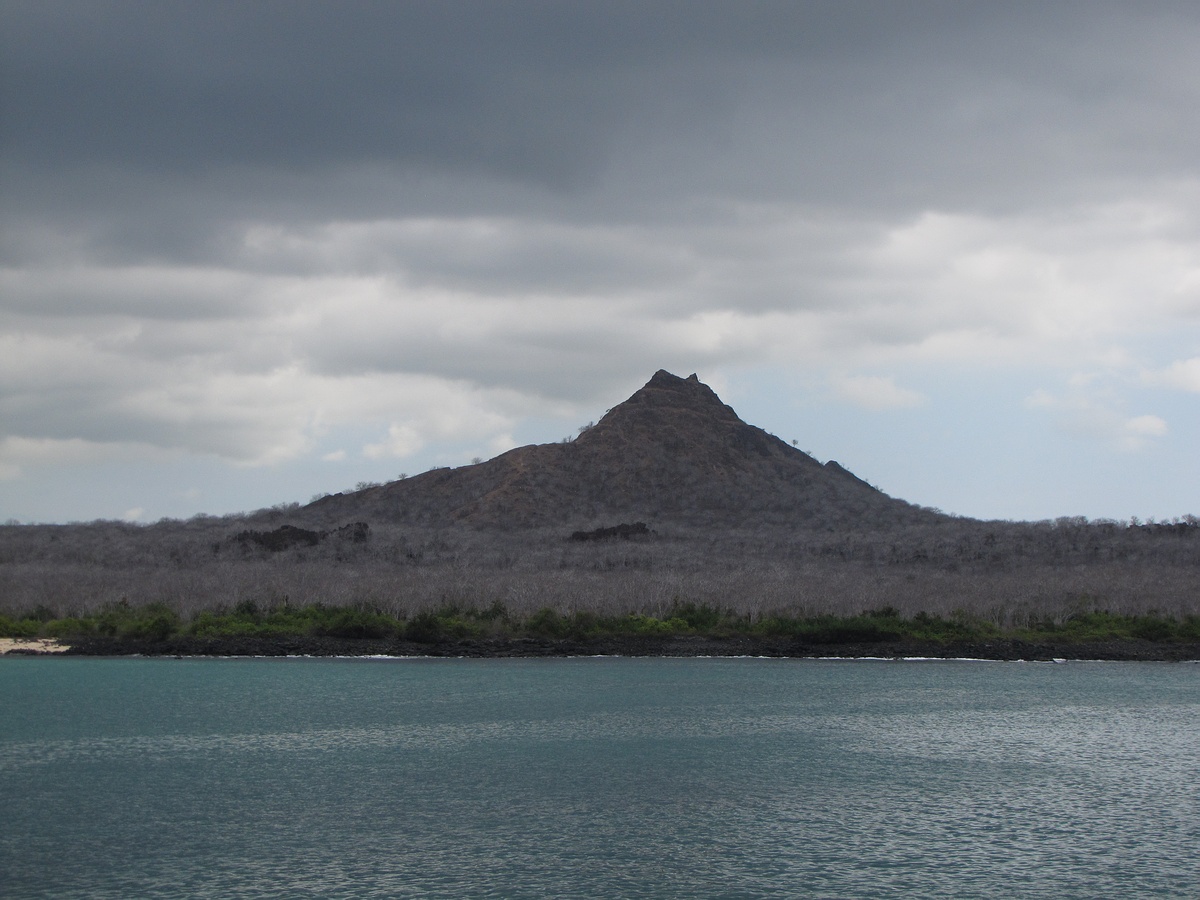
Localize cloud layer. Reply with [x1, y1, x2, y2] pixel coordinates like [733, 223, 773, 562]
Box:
[2, 2, 1199, 520]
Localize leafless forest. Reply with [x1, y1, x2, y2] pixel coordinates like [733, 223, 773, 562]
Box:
[2, 509, 1197, 627]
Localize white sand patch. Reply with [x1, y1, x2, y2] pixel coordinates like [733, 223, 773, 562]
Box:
[0, 638, 70, 654]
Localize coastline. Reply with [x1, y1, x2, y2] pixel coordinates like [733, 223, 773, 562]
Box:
[56, 633, 1200, 661]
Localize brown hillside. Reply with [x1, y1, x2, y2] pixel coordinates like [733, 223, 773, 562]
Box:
[307, 370, 934, 528]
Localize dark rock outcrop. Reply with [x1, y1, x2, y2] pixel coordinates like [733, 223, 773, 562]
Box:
[234, 525, 323, 552]
[230, 522, 369, 553]
[570, 522, 651, 542]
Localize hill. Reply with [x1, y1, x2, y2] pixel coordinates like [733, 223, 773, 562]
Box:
[307, 370, 934, 529]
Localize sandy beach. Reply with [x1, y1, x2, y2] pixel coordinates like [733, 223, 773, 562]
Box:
[0, 638, 70, 654]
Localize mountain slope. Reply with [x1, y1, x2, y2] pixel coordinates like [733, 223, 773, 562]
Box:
[307, 370, 933, 528]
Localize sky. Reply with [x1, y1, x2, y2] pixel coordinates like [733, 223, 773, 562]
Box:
[2, 1, 1199, 525]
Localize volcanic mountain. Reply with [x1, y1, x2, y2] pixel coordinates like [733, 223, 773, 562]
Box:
[308, 370, 933, 529]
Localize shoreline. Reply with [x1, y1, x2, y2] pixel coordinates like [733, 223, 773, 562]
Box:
[53, 633, 1200, 661]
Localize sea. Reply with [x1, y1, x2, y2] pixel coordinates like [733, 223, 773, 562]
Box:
[1, 656, 1197, 899]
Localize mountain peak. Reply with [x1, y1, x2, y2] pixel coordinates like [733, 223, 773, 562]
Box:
[597, 370, 739, 428]
[310, 370, 926, 528]
[646, 369, 709, 391]
[579, 371, 788, 470]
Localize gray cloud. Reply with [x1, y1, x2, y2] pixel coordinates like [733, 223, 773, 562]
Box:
[3, 1, 1200, 518]
[7, 2, 1199, 223]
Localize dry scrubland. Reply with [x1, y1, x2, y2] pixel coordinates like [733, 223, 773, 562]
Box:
[2, 511, 1197, 629]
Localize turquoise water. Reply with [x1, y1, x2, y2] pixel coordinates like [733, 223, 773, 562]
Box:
[1, 657, 1197, 898]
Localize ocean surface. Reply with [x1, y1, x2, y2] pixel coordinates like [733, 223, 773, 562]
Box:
[1, 656, 1197, 899]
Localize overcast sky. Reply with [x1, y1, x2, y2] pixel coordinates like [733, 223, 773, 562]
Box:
[2, 1, 1199, 524]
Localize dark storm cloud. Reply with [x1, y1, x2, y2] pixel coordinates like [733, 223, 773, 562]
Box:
[4, 0, 741, 178]
[6, 0, 1200, 306]
[8, 2, 1198, 218]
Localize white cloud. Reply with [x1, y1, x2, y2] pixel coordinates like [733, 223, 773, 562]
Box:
[225, 191, 1200, 384]
[488, 432, 517, 455]
[1025, 386, 1168, 452]
[1120, 415, 1168, 452]
[1125, 414, 1168, 437]
[1024, 388, 1056, 410]
[845, 196, 1200, 368]
[834, 375, 926, 411]
[4, 189, 1198, 483]
[3, 191, 1197, 486]
[0, 436, 167, 479]
[363, 424, 423, 460]
[362, 384, 524, 461]
[1146, 357, 1200, 392]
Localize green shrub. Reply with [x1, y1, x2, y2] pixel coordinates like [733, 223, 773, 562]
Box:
[527, 607, 569, 637]
[667, 601, 725, 630]
[188, 611, 265, 637]
[314, 607, 396, 639]
[81, 599, 181, 641]
[404, 611, 446, 643]
[120, 602, 180, 641]
[1129, 616, 1176, 642]
[568, 610, 600, 635]
[619, 614, 674, 635]
[11, 599, 1192, 649]
[907, 610, 996, 641]
[0, 614, 40, 638]
[467, 601, 510, 623]
[233, 599, 263, 623]
[44, 617, 91, 639]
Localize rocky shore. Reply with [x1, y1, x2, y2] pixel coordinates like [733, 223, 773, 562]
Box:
[61, 633, 1200, 661]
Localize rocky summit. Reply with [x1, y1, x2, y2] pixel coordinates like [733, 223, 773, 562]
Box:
[308, 370, 933, 529]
